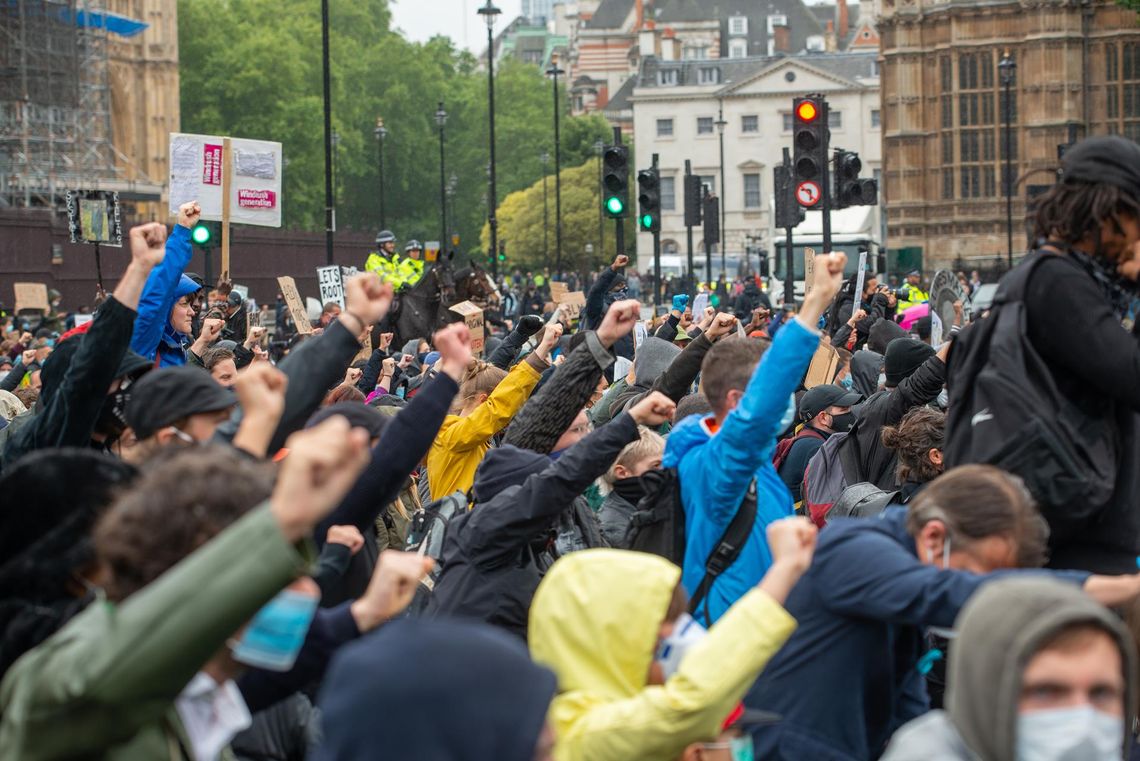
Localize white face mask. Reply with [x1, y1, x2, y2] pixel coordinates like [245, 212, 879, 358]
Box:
[655, 613, 708, 679]
[1016, 705, 1122, 761]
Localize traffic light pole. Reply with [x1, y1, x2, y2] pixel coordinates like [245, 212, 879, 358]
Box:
[821, 101, 833, 256]
[652, 152, 661, 309]
[613, 125, 626, 266]
[703, 189, 712, 290]
[782, 149, 795, 306]
[685, 160, 695, 293]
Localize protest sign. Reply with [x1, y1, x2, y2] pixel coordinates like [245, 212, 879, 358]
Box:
[931, 310, 944, 348]
[317, 266, 345, 309]
[550, 281, 569, 303]
[14, 283, 49, 313]
[804, 337, 840, 388]
[804, 247, 817, 298]
[276, 276, 313, 334]
[634, 321, 648, 349]
[692, 292, 710, 317]
[450, 300, 485, 356]
[73, 314, 93, 327]
[169, 133, 282, 228]
[66, 190, 122, 247]
[853, 250, 868, 307]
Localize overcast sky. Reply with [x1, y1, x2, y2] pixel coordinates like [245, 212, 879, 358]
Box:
[391, 0, 525, 52]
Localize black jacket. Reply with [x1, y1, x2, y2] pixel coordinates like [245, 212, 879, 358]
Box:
[428, 413, 640, 639]
[606, 332, 713, 422]
[733, 282, 771, 322]
[584, 268, 634, 361]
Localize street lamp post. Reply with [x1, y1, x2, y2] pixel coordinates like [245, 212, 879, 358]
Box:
[478, 1, 501, 265]
[999, 50, 1017, 270]
[594, 139, 604, 259]
[540, 152, 550, 262]
[448, 172, 458, 250]
[321, 0, 334, 265]
[374, 117, 388, 231]
[715, 102, 728, 279]
[331, 128, 340, 207]
[435, 102, 448, 259]
[547, 54, 565, 276]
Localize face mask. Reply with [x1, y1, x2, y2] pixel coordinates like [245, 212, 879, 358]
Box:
[229, 588, 320, 671]
[416, 352, 429, 364]
[93, 386, 131, 440]
[655, 612, 707, 679]
[1016, 705, 1122, 761]
[925, 535, 952, 569]
[838, 375, 854, 391]
[877, 372, 887, 389]
[829, 411, 856, 433]
[778, 395, 797, 431]
[703, 736, 754, 761]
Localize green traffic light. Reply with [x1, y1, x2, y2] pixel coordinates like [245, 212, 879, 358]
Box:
[640, 214, 654, 230]
[497, 253, 506, 262]
[605, 196, 625, 215]
[191, 224, 212, 245]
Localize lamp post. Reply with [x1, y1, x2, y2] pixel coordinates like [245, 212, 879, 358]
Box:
[374, 117, 388, 230]
[478, 1, 501, 265]
[435, 102, 448, 258]
[321, 0, 334, 265]
[547, 53, 565, 276]
[715, 102, 728, 278]
[540, 151, 550, 262]
[331, 128, 340, 206]
[594, 139, 605, 258]
[999, 50, 1017, 270]
[448, 172, 458, 251]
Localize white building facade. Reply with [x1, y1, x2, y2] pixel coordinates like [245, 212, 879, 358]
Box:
[630, 51, 881, 279]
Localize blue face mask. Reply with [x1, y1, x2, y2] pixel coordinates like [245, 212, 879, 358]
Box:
[838, 375, 854, 391]
[229, 588, 319, 671]
[703, 736, 754, 761]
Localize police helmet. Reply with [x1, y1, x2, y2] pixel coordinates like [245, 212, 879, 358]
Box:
[375, 230, 397, 245]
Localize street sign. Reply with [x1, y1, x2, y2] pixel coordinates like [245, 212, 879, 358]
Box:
[796, 181, 822, 208]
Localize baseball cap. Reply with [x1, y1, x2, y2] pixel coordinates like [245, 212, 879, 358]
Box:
[125, 366, 236, 440]
[799, 384, 861, 421]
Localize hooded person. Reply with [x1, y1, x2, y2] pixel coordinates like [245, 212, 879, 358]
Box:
[129, 204, 198, 367]
[583, 255, 635, 363]
[883, 577, 1137, 761]
[313, 617, 557, 761]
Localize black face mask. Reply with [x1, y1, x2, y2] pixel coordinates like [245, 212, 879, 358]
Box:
[612, 474, 649, 505]
[828, 411, 856, 434]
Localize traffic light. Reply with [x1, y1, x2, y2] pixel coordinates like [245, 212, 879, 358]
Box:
[792, 96, 828, 208]
[833, 149, 879, 209]
[683, 174, 703, 227]
[637, 168, 661, 232]
[190, 223, 213, 248]
[774, 161, 806, 229]
[602, 145, 629, 218]
[703, 193, 720, 245]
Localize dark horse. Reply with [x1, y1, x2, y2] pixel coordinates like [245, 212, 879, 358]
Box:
[388, 259, 500, 349]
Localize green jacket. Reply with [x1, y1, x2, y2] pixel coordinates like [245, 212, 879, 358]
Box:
[0, 505, 310, 760]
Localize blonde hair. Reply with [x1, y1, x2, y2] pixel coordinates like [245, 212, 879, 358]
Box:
[598, 426, 665, 494]
[451, 359, 508, 415]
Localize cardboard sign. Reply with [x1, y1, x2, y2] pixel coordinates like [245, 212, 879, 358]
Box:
[550, 281, 569, 303]
[804, 337, 840, 389]
[450, 300, 485, 356]
[169, 132, 282, 228]
[556, 290, 586, 322]
[14, 283, 49, 313]
[804, 247, 817, 298]
[277, 276, 313, 334]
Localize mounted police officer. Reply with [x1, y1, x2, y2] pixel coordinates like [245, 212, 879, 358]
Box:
[364, 231, 427, 291]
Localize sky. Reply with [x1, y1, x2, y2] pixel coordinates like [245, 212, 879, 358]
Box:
[391, 0, 525, 53]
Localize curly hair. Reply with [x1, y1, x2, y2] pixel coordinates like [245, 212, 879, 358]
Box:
[94, 446, 275, 602]
[1033, 181, 1140, 258]
[881, 406, 945, 484]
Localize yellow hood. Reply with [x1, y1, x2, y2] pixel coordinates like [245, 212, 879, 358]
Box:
[529, 549, 681, 700]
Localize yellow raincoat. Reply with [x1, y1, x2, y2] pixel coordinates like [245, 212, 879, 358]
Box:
[529, 550, 797, 761]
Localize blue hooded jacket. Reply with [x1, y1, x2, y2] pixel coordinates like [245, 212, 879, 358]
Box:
[662, 316, 820, 626]
[129, 224, 196, 367]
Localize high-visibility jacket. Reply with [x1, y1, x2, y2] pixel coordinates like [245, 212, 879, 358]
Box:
[896, 283, 930, 311]
[364, 252, 426, 290]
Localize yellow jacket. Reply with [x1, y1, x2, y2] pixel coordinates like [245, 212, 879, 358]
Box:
[529, 550, 796, 761]
[364, 252, 425, 290]
[896, 283, 930, 311]
[426, 357, 543, 499]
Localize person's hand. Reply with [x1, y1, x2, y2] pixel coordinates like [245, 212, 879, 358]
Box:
[596, 299, 641, 348]
[20, 349, 35, 367]
[271, 417, 372, 542]
[611, 254, 630, 271]
[517, 314, 544, 337]
[198, 317, 224, 346]
[800, 253, 848, 331]
[398, 353, 414, 369]
[381, 357, 396, 377]
[705, 312, 738, 341]
[350, 551, 435, 632]
[671, 294, 690, 313]
[326, 525, 365, 556]
[176, 201, 201, 229]
[953, 300, 964, 317]
[378, 332, 394, 351]
[534, 322, 563, 361]
[679, 309, 694, 330]
[18, 332, 32, 346]
[434, 322, 473, 382]
[766, 517, 818, 574]
[234, 362, 288, 425]
[344, 367, 363, 386]
[629, 391, 676, 427]
[128, 222, 168, 270]
[848, 308, 868, 328]
[244, 326, 267, 349]
[343, 273, 394, 329]
[251, 345, 269, 363]
[887, 290, 897, 308]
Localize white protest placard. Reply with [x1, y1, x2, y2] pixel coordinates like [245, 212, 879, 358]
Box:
[692, 292, 710, 317]
[613, 356, 633, 384]
[169, 132, 282, 228]
[73, 314, 94, 327]
[634, 321, 649, 349]
[317, 266, 345, 309]
[853, 250, 868, 307]
[931, 309, 944, 348]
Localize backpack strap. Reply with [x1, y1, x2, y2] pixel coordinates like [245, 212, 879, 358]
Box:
[688, 479, 759, 623]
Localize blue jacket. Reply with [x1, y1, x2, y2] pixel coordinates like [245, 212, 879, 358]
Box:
[745, 508, 1089, 761]
[129, 224, 196, 367]
[662, 317, 820, 626]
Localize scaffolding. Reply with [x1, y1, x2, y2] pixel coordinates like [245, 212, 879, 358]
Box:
[0, 0, 152, 209]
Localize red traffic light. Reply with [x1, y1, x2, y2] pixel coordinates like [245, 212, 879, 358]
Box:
[796, 100, 819, 122]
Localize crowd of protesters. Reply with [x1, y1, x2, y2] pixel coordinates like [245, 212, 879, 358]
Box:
[2, 134, 1140, 761]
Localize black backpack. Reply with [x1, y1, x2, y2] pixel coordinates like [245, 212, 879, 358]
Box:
[945, 251, 1118, 534]
[826, 482, 899, 523]
[403, 490, 468, 614]
[623, 467, 757, 623]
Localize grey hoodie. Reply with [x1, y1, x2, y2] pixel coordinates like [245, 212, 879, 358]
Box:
[883, 577, 1137, 761]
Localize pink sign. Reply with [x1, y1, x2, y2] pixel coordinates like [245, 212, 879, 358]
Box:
[202, 144, 223, 186]
[237, 189, 277, 209]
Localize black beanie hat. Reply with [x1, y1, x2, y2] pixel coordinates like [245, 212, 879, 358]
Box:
[1061, 136, 1140, 201]
[884, 337, 935, 387]
[868, 317, 908, 355]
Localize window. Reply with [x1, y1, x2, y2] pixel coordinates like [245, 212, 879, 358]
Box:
[1104, 43, 1140, 136]
[684, 45, 708, 60]
[782, 112, 794, 132]
[698, 67, 720, 84]
[828, 111, 842, 129]
[729, 16, 748, 36]
[871, 109, 881, 129]
[660, 177, 676, 210]
[657, 69, 678, 86]
[956, 51, 1000, 199]
[656, 118, 674, 137]
[697, 117, 714, 135]
[741, 114, 759, 133]
[743, 173, 761, 208]
[729, 40, 748, 59]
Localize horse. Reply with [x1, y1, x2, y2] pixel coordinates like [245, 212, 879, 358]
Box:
[387, 259, 501, 349]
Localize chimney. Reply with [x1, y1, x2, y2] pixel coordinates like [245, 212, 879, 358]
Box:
[773, 22, 791, 54]
[826, 19, 837, 52]
[635, 0, 644, 30]
[837, 0, 850, 43]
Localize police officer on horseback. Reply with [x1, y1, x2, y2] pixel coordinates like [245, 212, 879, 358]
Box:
[365, 230, 427, 291]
